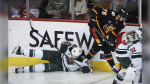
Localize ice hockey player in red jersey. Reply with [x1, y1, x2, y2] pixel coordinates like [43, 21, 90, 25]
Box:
[86, 6, 128, 73]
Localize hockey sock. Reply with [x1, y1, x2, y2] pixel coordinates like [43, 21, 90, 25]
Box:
[29, 49, 35, 57]
[24, 64, 45, 72]
[114, 76, 123, 84]
[87, 49, 97, 60]
[114, 69, 125, 84]
[23, 49, 43, 59]
[105, 55, 115, 67]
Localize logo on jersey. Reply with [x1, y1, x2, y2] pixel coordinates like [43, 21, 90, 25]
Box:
[47, 53, 50, 56]
[103, 24, 116, 34]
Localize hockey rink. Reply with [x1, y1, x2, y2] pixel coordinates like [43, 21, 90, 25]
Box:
[9, 67, 132, 84]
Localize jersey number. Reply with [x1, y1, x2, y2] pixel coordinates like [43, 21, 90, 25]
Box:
[102, 9, 108, 16]
[130, 47, 136, 53]
[111, 11, 115, 16]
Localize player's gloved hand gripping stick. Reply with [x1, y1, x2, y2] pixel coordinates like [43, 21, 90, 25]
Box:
[30, 20, 81, 68]
[94, 27, 114, 47]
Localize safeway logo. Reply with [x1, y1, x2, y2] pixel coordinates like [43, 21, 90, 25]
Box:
[29, 30, 93, 49]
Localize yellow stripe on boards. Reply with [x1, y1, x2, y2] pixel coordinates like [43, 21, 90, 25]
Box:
[9, 57, 49, 67]
[90, 61, 120, 72]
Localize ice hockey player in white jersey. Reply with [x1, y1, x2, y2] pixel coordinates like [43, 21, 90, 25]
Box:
[113, 30, 142, 84]
[12, 38, 93, 74]
[136, 29, 142, 40]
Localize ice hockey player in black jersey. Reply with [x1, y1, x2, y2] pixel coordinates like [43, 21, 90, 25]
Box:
[86, 6, 128, 73]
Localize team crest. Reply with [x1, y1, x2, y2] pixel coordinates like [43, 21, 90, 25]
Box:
[103, 24, 116, 34]
[47, 53, 50, 56]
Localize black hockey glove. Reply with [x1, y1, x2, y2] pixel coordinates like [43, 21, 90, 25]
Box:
[108, 38, 116, 52]
[88, 19, 96, 28]
[88, 10, 97, 28]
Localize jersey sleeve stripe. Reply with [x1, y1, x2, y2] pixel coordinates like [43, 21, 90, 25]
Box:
[92, 28, 101, 43]
[117, 48, 127, 50]
[131, 55, 142, 59]
[112, 30, 117, 37]
[133, 52, 142, 54]
[116, 51, 127, 54]
[92, 8, 98, 15]
[117, 48, 127, 51]
[96, 16, 107, 37]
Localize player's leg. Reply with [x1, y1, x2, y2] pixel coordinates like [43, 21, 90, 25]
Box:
[15, 64, 45, 73]
[12, 46, 61, 61]
[41, 50, 61, 61]
[113, 69, 126, 84]
[86, 41, 101, 60]
[131, 57, 142, 84]
[12, 46, 42, 58]
[113, 57, 131, 84]
[87, 27, 105, 60]
[15, 59, 63, 73]
[102, 45, 120, 73]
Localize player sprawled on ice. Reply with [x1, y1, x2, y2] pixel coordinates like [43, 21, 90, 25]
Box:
[12, 38, 93, 74]
[113, 30, 142, 84]
[87, 6, 128, 73]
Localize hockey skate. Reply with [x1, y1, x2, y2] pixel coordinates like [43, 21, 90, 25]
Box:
[111, 65, 121, 73]
[113, 79, 120, 84]
[15, 67, 24, 73]
[12, 46, 22, 55]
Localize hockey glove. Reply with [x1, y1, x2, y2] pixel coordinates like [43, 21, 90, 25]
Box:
[108, 38, 116, 52]
[88, 20, 96, 28]
[81, 66, 90, 73]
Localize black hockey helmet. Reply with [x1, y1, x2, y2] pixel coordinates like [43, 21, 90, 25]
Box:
[117, 7, 128, 18]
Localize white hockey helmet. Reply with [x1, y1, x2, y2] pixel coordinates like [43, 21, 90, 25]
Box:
[71, 47, 82, 59]
[126, 30, 140, 42]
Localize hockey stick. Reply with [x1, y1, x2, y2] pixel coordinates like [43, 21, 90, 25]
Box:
[94, 27, 114, 47]
[29, 20, 81, 67]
